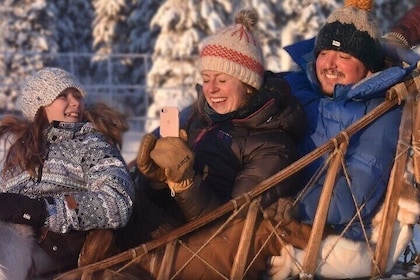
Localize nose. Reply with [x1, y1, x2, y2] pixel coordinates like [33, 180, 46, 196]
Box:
[207, 79, 219, 93]
[67, 93, 80, 107]
[324, 52, 338, 68]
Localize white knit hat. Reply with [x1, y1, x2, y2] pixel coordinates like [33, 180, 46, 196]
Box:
[198, 8, 265, 90]
[20, 67, 87, 121]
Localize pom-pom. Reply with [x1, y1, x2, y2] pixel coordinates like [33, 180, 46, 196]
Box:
[345, 0, 373, 11]
[234, 8, 258, 31]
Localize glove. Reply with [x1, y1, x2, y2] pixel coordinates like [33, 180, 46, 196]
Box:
[137, 133, 166, 182]
[150, 130, 195, 195]
[0, 193, 47, 227]
[382, 32, 411, 49]
[265, 197, 297, 223]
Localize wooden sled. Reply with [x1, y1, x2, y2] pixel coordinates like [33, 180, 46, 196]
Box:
[54, 64, 420, 280]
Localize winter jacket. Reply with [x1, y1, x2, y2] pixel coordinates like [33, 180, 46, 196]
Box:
[175, 71, 306, 221]
[0, 121, 135, 233]
[282, 38, 416, 240]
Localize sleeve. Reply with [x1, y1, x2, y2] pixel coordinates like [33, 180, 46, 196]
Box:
[174, 133, 301, 221]
[46, 137, 135, 233]
[173, 175, 222, 221]
[298, 104, 402, 230]
[232, 131, 301, 208]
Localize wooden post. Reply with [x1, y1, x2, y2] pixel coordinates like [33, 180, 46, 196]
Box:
[301, 142, 348, 279]
[371, 87, 416, 277]
[230, 197, 261, 279]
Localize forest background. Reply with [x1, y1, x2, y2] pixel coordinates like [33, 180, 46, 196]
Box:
[0, 0, 418, 162]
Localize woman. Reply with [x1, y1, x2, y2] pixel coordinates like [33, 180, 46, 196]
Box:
[0, 67, 134, 279]
[121, 9, 306, 279]
[138, 8, 306, 222]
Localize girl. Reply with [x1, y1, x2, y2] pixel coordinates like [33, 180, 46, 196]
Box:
[0, 67, 134, 279]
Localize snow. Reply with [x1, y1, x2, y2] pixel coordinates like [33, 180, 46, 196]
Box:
[121, 130, 143, 164]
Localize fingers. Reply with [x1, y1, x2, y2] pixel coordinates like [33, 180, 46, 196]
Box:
[179, 129, 188, 142]
[150, 137, 194, 182]
[137, 133, 157, 170]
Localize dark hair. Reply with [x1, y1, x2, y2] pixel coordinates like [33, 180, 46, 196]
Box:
[84, 102, 128, 149]
[0, 110, 49, 178]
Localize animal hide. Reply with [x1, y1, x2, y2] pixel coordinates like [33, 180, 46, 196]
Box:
[0, 222, 35, 280]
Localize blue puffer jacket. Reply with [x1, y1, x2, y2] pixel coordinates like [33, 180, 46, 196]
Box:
[282, 38, 416, 240]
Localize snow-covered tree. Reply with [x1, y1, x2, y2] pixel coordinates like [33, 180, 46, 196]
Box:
[0, 0, 93, 114]
[52, 0, 94, 79]
[89, 0, 162, 121]
[0, 0, 57, 113]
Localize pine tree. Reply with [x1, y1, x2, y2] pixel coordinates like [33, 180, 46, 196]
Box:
[0, 0, 57, 113]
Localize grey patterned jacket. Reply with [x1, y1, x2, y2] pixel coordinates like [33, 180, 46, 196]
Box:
[0, 122, 134, 233]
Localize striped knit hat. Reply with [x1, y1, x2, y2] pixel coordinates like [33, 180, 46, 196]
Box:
[20, 67, 87, 121]
[314, 0, 385, 72]
[198, 8, 265, 90]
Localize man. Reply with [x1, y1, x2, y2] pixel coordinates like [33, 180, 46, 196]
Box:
[268, 1, 420, 278]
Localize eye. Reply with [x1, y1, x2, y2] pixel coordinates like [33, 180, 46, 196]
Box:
[72, 91, 83, 99]
[338, 51, 351, 59]
[56, 93, 67, 99]
[217, 75, 228, 83]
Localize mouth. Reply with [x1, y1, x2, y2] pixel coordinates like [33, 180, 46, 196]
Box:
[65, 112, 80, 118]
[323, 70, 343, 80]
[211, 97, 227, 103]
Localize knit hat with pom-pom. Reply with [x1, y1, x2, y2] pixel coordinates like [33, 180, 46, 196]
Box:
[20, 67, 87, 121]
[314, 0, 385, 72]
[198, 8, 265, 90]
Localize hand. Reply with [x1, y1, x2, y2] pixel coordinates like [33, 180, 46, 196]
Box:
[0, 193, 47, 227]
[382, 32, 410, 49]
[150, 130, 195, 195]
[137, 133, 166, 182]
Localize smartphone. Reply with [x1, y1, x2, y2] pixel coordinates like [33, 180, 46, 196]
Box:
[160, 107, 180, 137]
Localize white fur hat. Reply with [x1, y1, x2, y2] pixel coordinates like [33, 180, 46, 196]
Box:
[20, 67, 87, 121]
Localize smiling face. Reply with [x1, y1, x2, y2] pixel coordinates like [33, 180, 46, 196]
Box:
[44, 87, 85, 123]
[201, 70, 249, 114]
[315, 49, 371, 96]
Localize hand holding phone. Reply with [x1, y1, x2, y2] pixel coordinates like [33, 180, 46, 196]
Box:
[160, 107, 180, 138]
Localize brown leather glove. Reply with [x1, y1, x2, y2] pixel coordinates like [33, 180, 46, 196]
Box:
[137, 133, 166, 182]
[150, 130, 195, 195]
